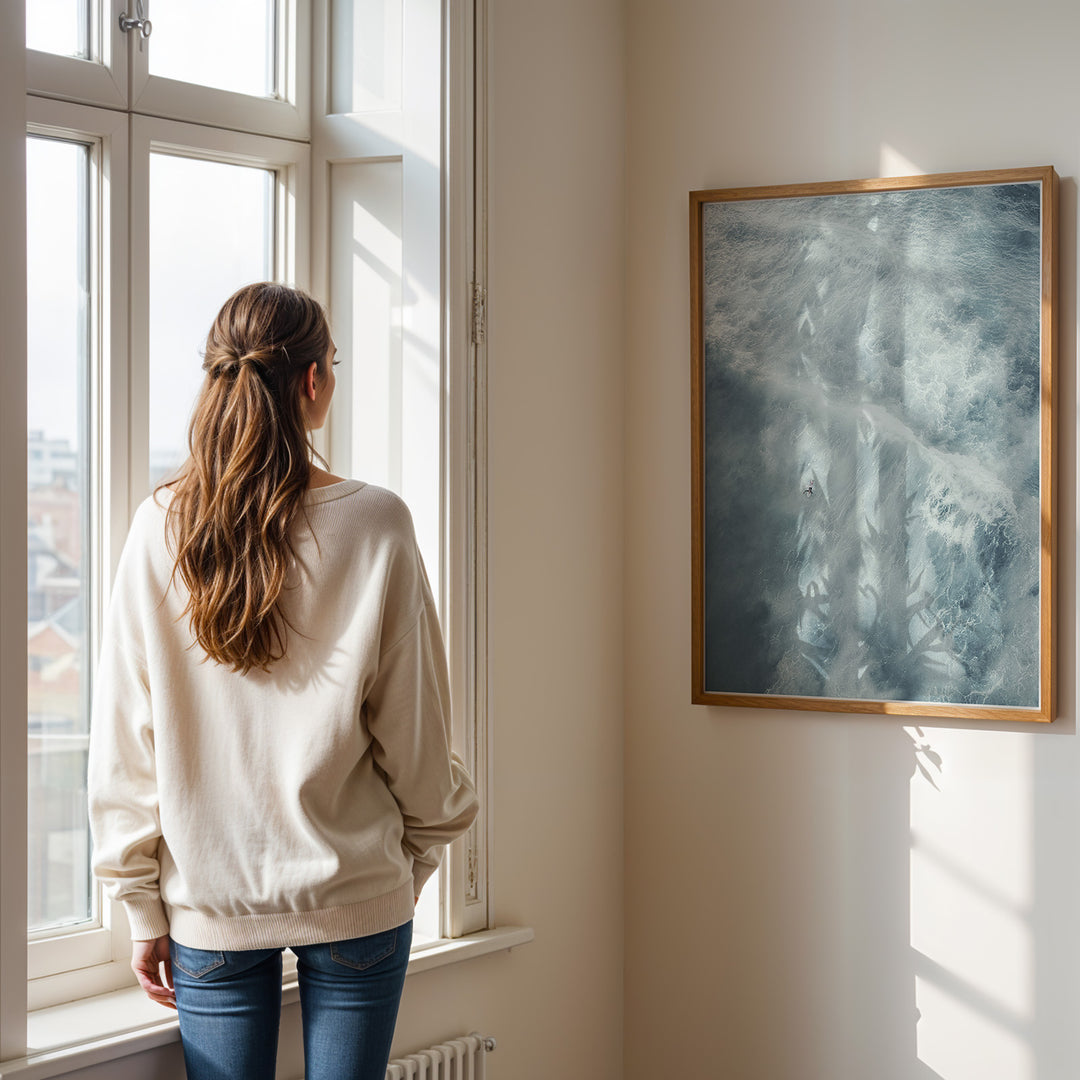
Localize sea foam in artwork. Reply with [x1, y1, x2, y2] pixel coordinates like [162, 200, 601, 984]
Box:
[701, 182, 1042, 707]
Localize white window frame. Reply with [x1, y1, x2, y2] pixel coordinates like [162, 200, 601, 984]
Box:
[19, 0, 313, 1019]
[26, 0, 128, 111]
[2, 0, 493, 1056]
[128, 116, 310, 500]
[24, 96, 130, 1000]
[24, 115, 310, 1015]
[19, 108, 310, 1019]
[129, 0, 311, 141]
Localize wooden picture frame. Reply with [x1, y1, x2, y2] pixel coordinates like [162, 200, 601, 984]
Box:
[690, 167, 1057, 721]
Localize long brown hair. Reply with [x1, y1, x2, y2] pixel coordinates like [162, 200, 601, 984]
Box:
[159, 282, 332, 674]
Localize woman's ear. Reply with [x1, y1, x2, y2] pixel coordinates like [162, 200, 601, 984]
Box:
[303, 361, 319, 402]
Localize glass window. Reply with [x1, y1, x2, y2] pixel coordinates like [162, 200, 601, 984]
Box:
[26, 0, 89, 59]
[148, 154, 274, 487]
[148, 0, 278, 99]
[26, 135, 93, 934]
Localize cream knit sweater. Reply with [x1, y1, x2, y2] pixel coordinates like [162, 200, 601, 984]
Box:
[88, 480, 478, 950]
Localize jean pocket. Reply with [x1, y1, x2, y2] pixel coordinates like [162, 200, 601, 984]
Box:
[170, 942, 226, 979]
[329, 927, 400, 971]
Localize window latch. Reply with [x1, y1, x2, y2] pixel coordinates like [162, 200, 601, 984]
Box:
[119, 0, 152, 38]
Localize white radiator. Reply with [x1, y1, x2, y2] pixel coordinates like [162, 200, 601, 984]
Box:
[385, 1032, 496, 1080]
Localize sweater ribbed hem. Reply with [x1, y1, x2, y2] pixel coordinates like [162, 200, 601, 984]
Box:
[166, 880, 417, 951]
[124, 896, 171, 942]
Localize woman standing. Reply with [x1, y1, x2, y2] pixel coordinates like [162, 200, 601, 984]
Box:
[88, 283, 478, 1080]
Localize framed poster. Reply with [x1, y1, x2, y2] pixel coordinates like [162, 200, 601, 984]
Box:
[690, 167, 1057, 721]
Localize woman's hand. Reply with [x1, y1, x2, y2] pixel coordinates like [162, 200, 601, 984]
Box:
[131, 935, 176, 1010]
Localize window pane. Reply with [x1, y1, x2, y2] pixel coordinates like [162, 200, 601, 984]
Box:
[26, 136, 93, 933]
[149, 0, 277, 99]
[149, 154, 274, 487]
[26, 0, 89, 58]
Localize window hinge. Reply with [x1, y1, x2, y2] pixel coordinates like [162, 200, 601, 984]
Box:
[471, 282, 487, 345]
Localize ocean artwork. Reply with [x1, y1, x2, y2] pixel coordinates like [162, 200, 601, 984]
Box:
[692, 172, 1055, 717]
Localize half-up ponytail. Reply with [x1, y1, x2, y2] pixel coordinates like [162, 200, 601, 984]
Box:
[158, 282, 332, 674]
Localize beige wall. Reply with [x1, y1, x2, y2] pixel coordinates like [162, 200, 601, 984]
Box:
[624, 1, 1078, 1078]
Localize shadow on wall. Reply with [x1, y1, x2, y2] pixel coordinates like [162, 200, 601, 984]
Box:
[763, 708, 1077, 1080]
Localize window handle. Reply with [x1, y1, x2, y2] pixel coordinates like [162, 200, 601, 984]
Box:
[119, 0, 152, 38]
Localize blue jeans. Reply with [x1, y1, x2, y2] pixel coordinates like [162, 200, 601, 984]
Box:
[170, 921, 412, 1080]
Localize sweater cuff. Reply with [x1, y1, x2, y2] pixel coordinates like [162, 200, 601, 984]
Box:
[124, 896, 170, 941]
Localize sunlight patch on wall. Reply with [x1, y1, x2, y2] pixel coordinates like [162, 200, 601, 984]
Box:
[909, 730, 1034, 1079]
[914, 977, 1033, 1080]
[880, 144, 925, 179]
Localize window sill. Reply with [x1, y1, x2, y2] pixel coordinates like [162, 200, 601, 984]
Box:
[1, 927, 533, 1080]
